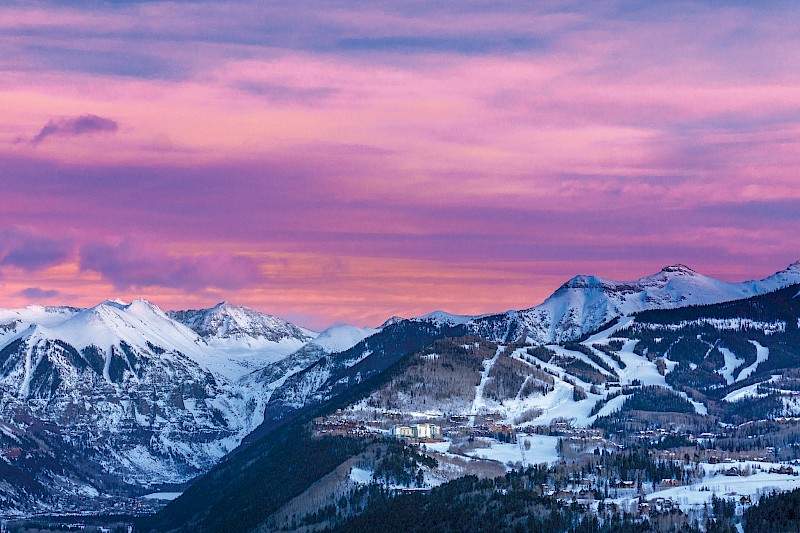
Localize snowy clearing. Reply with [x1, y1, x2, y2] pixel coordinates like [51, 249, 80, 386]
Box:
[143, 492, 183, 501]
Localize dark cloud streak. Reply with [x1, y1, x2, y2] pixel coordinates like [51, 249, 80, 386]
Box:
[31, 114, 118, 145]
[17, 287, 60, 299]
[0, 226, 74, 271]
[79, 240, 266, 292]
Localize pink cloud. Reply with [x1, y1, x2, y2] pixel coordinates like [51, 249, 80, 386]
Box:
[0, 2, 798, 326]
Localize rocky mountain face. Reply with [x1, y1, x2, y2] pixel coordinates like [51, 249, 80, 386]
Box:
[167, 302, 318, 380]
[0, 300, 321, 516]
[169, 301, 316, 345]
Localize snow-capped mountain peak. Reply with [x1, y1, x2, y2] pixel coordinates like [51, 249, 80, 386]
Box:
[0, 304, 80, 330]
[658, 264, 699, 275]
[0, 297, 330, 511]
[413, 310, 474, 326]
[102, 298, 129, 307]
[43, 298, 202, 354]
[378, 316, 405, 329]
[559, 275, 617, 290]
[169, 302, 316, 343]
[311, 324, 380, 353]
[167, 302, 320, 380]
[771, 260, 800, 277]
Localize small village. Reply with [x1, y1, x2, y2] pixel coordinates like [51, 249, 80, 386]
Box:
[309, 406, 800, 525]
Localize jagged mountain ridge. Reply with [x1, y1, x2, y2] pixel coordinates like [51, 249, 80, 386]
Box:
[0, 299, 322, 516]
[458, 262, 800, 344]
[167, 301, 319, 380]
[169, 301, 316, 344]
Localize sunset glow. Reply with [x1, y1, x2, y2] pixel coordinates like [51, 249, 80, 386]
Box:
[2, 1, 799, 329]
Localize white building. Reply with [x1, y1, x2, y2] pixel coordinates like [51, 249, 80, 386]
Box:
[390, 425, 414, 438]
[390, 423, 441, 439]
[413, 423, 441, 439]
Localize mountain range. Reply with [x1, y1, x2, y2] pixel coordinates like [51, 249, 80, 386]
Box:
[141, 272, 800, 532]
[1, 261, 800, 518]
[0, 299, 369, 515]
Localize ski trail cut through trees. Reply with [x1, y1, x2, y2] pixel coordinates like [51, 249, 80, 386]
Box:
[470, 345, 503, 424]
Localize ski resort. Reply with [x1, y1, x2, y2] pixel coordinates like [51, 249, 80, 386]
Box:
[2, 1, 798, 530]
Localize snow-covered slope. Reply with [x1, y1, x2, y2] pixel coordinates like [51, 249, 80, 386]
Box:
[45, 299, 203, 355]
[245, 323, 380, 410]
[312, 324, 379, 353]
[168, 302, 317, 377]
[0, 299, 321, 515]
[467, 262, 800, 344]
[0, 304, 80, 328]
[0, 304, 80, 347]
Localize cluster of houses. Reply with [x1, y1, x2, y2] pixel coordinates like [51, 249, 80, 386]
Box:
[390, 423, 442, 440]
[312, 417, 382, 438]
[311, 413, 446, 441]
[638, 497, 678, 516]
[769, 465, 797, 475]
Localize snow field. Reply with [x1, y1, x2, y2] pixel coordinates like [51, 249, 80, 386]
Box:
[637, 462, 800, 509]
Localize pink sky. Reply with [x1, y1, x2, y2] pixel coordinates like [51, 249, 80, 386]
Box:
[1, 1, 799, 329]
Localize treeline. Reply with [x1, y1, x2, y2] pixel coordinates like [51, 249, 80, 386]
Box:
[630, 284, 800, 326]
[610, 285, 800, 397]
[328, 467, 657, 533]
[592, 343, 627, 369]
[364, 337, 494, 411]
[485, 353, 552, 401]
[744, 488, 800, 532]
[718, 394, 783, 424]
[564, 342, 619, 377]
[528, 345, 556, 362]
[620, 386, 696, 414]
[524, 345, 613, 387]
[598, 446, 693, 486]
[558, 357, 610, 385]
[590, 390, 625, 416]
[373, 440, 438, 487]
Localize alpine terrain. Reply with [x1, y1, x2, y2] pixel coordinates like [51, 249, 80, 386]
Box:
[0, 299, 322, 515]
[3, 262, 800, 532]
[137, 262, 800, 533]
